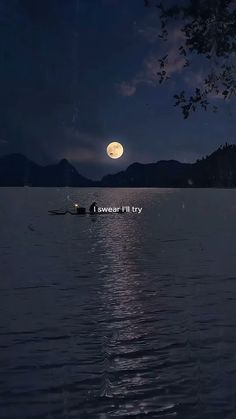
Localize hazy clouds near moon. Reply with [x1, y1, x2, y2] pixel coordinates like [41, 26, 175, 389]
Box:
[107, 142, 124, 159]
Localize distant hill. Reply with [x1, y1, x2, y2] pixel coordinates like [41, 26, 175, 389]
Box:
[101, 160, 191, 187]
[1, 144, 236, 187]
[191, 144, 236, 187]
[101, 144, 236, 188]
[0, 154, 93, 187]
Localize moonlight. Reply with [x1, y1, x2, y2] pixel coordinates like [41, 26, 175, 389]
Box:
[107, 142, 124, 159]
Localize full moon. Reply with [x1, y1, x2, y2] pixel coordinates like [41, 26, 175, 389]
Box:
[107, 141, 124, 159]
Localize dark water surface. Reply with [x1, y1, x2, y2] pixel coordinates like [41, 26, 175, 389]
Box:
[1, 188, 236, 418]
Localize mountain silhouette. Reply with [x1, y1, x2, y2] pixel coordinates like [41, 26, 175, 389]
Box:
[1, 144, 236, 187]
[0, 154, 92, 187]
[101, 144, 236, 187]
[101, 160, 191, 187]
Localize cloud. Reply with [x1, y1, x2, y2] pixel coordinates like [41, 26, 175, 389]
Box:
[147, 50, 185, 78]
[184, 69, 227, 101]
[117, 81, 138, 97]
[184, 71, 205, 87]
[117, 51, 185, 97]
[118, 26, 186, 97]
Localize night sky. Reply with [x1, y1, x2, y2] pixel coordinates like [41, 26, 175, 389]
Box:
[0, 0, 235, 179]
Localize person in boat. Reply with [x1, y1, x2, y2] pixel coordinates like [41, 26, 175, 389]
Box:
[89, 201, 98, 213]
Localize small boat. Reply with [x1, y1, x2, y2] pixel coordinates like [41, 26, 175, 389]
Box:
[48, 209, 69, 215]
[49, 206, 87, 215]
[48, 209, 126, 216]
[48, 204, 129, 216]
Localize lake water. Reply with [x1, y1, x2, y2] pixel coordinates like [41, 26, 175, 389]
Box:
[1, 188, 236, 419]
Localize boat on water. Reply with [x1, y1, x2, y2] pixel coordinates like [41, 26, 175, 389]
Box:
[48, 202, 131, 216]
[48, 204, 128, 216]
[48, 205, 86, 215]
[48, 210, 70, 215]
[48, 209, 125, 216]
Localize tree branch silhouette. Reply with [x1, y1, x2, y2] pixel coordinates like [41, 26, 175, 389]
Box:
[145, 0, 236, 118]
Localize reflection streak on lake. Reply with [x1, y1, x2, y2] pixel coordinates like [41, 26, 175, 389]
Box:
[0, 188, 236, 418]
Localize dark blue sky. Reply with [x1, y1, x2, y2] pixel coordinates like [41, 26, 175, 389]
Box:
[0, 0, 235, 179]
